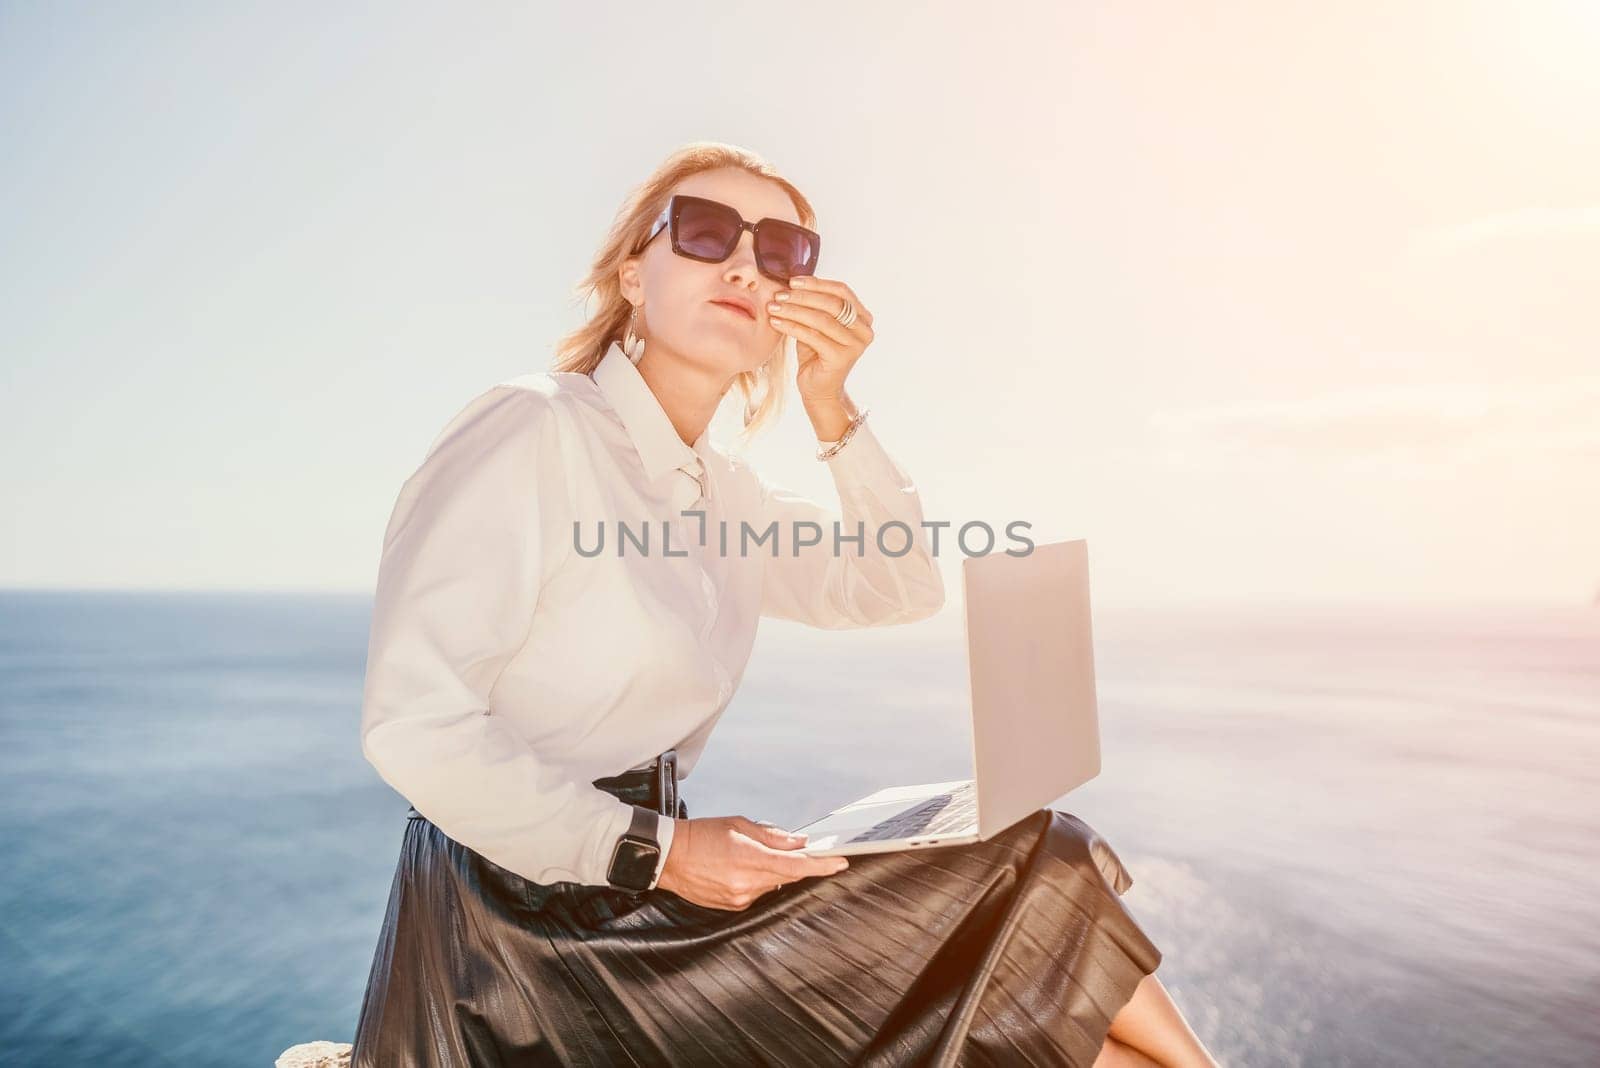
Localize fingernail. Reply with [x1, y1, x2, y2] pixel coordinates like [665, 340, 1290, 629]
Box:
[788, 832, 807, 840]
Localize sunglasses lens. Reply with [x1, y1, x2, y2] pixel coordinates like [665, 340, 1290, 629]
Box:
[755, 222, 820, 280]
[675, 198, 741, 260]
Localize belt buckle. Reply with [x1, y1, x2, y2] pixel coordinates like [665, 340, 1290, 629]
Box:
[656, 748, 678, 816]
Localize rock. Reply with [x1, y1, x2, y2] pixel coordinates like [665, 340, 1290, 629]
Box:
[275, 1040, 352, 1067]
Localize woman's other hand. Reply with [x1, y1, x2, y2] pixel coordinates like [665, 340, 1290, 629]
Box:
[655, 815, 849, 910]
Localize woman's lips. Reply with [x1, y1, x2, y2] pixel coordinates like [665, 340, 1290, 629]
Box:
[710, 299, 756, 321]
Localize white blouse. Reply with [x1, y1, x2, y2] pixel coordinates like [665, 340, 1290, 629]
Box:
[358, 340, 945, 889]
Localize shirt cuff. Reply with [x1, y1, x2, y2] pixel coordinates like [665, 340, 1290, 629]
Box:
[815, 409, 863, 452]
[818, 418, 908, 491]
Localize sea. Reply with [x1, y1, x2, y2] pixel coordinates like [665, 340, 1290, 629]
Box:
[0, 590, 1595, 1067]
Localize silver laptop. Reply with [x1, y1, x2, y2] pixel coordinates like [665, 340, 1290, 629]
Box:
[787, 538, 1102, 856]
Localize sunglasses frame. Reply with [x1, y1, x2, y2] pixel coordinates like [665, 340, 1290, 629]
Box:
[632, 194, 821, 283]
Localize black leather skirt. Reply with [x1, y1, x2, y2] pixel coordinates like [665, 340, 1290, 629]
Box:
[349, 761, 1163, 1067]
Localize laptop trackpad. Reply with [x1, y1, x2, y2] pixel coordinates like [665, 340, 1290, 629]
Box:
[786, 797, 935, 853]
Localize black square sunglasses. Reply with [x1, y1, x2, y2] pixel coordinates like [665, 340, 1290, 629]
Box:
[631, 194, 821, 283]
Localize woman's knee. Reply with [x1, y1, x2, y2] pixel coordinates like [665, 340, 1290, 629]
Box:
[1093, 1035, 1164, 1067]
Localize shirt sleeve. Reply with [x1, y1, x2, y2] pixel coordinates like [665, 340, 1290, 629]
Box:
[358, 384, 673, 888]
[755, 417, 946, 628]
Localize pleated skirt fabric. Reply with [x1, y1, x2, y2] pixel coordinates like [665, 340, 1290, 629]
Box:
[350, 780, 1163, 1067]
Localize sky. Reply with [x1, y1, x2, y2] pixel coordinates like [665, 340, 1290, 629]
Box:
[2, 2, 1596, 609]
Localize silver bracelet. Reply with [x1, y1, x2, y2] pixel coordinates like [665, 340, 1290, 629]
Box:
[816, 407, 870, 461]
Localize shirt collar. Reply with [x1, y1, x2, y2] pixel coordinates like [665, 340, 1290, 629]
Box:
[590, 339, 713, 483]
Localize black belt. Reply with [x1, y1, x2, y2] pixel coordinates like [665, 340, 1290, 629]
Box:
[591, 747, 680, 817]
[405, 748, 681, 820]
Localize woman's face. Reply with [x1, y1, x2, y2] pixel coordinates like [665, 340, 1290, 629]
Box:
[622, 168, 802, 386]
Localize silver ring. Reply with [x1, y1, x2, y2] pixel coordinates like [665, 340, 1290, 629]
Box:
[833, 300, 858, 328]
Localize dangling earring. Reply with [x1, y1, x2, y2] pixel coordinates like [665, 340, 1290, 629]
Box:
[622, 304, 646, 365]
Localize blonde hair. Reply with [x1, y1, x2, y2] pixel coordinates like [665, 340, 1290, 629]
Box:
[551, 141, 818, 445]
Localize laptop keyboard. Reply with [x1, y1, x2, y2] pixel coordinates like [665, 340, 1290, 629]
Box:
[847, 781, 978, 843]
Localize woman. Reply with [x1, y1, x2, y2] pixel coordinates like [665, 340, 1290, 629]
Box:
[350, 142, 1218, 1067]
